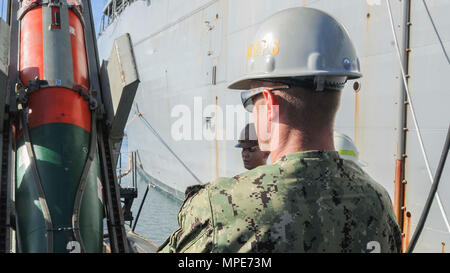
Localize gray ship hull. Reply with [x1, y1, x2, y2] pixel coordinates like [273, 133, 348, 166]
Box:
[97, 0, 450, 252]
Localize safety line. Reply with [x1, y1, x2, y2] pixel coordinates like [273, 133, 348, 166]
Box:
[386, 0, 450, 235]
[421, 0, 450, 66]
[137, 112, 203, 185]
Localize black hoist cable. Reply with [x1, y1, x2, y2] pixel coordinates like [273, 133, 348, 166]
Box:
[407, 124, 450, 253]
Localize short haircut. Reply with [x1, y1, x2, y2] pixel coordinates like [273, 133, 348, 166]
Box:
[273, 87, 342, 132]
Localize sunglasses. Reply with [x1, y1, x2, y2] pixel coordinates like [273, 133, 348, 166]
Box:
[241, 85, 290, 112]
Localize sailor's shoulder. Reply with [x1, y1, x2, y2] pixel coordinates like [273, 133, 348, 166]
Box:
[342, 160, 393, 206]
[214, 164, 281, 188]
[184, 183, 210, 200]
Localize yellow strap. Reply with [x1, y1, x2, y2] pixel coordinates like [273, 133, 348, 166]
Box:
[338, 149, 357, 157]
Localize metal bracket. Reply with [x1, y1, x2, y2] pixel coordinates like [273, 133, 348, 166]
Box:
[19, 110, 54, 252]
[47, 227, 80, 232]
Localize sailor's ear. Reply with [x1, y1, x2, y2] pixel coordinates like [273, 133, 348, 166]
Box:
[262, 90, 279, 122]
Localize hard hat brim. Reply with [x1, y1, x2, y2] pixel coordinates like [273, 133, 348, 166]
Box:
[235, 141, 259, 149]
[228, 71, 363, 90]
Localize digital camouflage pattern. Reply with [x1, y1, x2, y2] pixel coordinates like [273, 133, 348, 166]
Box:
[158, 151, 402, 253]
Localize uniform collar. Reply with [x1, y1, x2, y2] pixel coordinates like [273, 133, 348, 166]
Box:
[274, 150, 341, 165]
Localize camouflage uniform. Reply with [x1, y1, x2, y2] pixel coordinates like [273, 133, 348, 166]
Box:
[157, 151, 402, 253]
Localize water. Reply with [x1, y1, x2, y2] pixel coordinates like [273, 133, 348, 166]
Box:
[126, 176, 182, 246]
[117, 136, 183, 247]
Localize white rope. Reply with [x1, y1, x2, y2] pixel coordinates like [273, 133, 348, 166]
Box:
[386, 0, 450, 234]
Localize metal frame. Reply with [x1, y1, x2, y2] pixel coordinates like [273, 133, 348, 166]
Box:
[0, 118, 13, 253]
[71, 108, 98, 253]
[97, 125, 129, 253]
[19, 109, 54, 252]
[393, 0, 412, 251]
[0, 10, 10, 253]
[82, 0, 103, 106]
[0, 0, 17, 254]
[80, 0, 129, 253]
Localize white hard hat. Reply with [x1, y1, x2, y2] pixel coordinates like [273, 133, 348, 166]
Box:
[235, 123, 259, 148]
[228, 7, 362, 111]
[334, 132, 367, 167]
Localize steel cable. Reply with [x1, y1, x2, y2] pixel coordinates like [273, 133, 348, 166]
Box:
[137, 111, 203, 184]
[407, 125, 450, 253]
[386, 0, 450, 244]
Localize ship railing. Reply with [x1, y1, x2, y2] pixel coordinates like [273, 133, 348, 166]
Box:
[116, 150, 139, 227]
[100, 0, 148, 34]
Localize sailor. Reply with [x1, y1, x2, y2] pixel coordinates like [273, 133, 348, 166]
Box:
[235, 123, 270, 170]
[334, 132, 368, 167]
[158, 7, 402, 253]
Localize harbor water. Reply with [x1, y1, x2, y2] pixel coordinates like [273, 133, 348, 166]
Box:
[117, 135, 182, 247]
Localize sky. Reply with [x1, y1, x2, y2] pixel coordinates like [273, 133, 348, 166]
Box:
[91, 0, 108, 35]
[0, 1, 106, 34]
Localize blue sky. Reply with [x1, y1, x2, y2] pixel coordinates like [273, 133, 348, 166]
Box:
[0, 1, 106, 28]
[91, 0, 107, 34]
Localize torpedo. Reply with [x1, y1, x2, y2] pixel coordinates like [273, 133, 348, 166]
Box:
[15, 0, 103, 253]
[0, 0, 140, 253]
